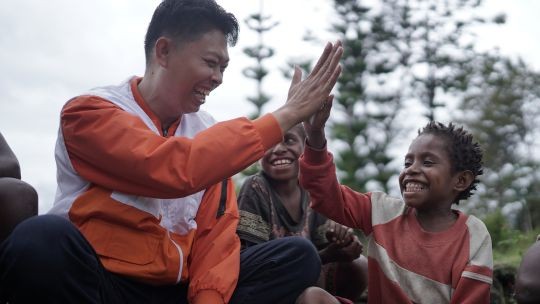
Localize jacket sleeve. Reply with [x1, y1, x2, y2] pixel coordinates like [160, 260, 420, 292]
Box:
[61, 96, 282, 198]
[299, 144, 372, 232]
[188, 178, 240, 304]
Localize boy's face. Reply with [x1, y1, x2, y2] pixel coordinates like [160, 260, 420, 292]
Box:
[398, 134, 460, 211]
[261, 127, 305, 182]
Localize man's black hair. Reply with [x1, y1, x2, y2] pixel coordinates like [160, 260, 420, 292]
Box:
[418, 121, 483, 204]
[144, 0, 239, 65]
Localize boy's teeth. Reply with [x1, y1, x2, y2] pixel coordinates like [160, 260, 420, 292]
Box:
[272, 159, 292, 166]
[405, 182, 426, 192]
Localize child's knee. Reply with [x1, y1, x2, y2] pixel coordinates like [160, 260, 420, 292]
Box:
[0, 178, 38, 242]
[281, 237, 321, 282]
[296, 287, 339, 304]
[285, 237, 320, 262]
[0, 177, 38, 210]
[6, 215, 73, 252]
[284, 236, 319, 257]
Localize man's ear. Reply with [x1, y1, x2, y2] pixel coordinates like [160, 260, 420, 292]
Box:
[154, 37, 173, 68]
[454, 170, 474, 192]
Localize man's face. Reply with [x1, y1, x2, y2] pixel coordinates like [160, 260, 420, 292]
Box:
[159, 29, 229, 116]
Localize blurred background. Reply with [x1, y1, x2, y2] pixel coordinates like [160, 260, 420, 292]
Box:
[1, 1, 539, 301]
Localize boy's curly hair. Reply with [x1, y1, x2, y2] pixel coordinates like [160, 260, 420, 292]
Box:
[418, 121, 483, 204]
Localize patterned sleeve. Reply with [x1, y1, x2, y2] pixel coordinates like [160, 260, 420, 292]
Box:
[236, 175, 273, 248]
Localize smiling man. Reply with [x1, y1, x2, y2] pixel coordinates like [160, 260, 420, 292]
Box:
[0, 0, 343, 303]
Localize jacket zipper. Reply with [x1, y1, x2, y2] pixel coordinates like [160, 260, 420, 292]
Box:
[167, 230, 184, 283]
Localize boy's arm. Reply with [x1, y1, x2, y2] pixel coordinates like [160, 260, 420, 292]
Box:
[450, 228, 493, 304]
[0, 132, 21, 179]
[188, 178, 241, 304]
[299, 145, 372, 232]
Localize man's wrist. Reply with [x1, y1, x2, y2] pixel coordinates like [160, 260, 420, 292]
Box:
[272, 105, 299, 133]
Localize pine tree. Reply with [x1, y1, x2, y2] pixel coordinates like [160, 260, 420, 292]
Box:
[325, 0, 408, 193]
[242, 7, 278, 119]
[324, 0, 505, 193]
[456, 52, 540, 229]
[238, 3, 279, 179]
[377, 0, 506, 121]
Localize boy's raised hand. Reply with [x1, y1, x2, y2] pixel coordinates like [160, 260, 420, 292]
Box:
[273, 41, 342, 133]
[303, 95, 333, 149]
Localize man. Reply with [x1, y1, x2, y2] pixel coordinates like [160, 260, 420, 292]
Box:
[0, 0, 343, 303]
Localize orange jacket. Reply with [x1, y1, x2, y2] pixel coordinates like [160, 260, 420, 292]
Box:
[50, 77, 282, 304]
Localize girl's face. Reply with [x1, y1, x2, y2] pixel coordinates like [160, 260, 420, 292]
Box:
[398, 134, 460, 211]
[261, 127, 305, 182]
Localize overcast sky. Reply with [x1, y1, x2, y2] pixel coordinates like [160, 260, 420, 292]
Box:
[1, 0, 539, 214]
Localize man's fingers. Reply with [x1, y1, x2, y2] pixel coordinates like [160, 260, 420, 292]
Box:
[307, 45, 342, 105]
[287, 66, 303, 99]
[321, 62, 342, 93]
[310, 42, 333, 76]
[314, 41, 343, 83]
[292, 65, 302, 85]
[324, 47, 343, 85]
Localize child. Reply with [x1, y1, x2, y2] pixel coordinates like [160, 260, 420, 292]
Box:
[299, 100, 493, 303]
[513, 236, 540, 304]
[237, 124, 368, 304]
[0, 132, 38, 244]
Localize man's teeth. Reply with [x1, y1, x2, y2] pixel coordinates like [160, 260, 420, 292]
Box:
[272, 159, 292, 166]
[195, 89, 210, 103]
[195, 89, 210, 96]
[405, 182, 426, 192]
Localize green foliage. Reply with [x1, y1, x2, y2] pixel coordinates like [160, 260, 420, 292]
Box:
[484, 209, 540, 268]
[319, 0, 507, 193]
[485, 210, 522, 253]
[484, 211, 540, 304]
[326, 0, 404, 193]
[456, 53, 540, 224]
[374, 0, 505, 121]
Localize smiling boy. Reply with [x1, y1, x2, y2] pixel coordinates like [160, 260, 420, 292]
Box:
[237, 124, 367, 303]
[299, 103, 493, 304]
